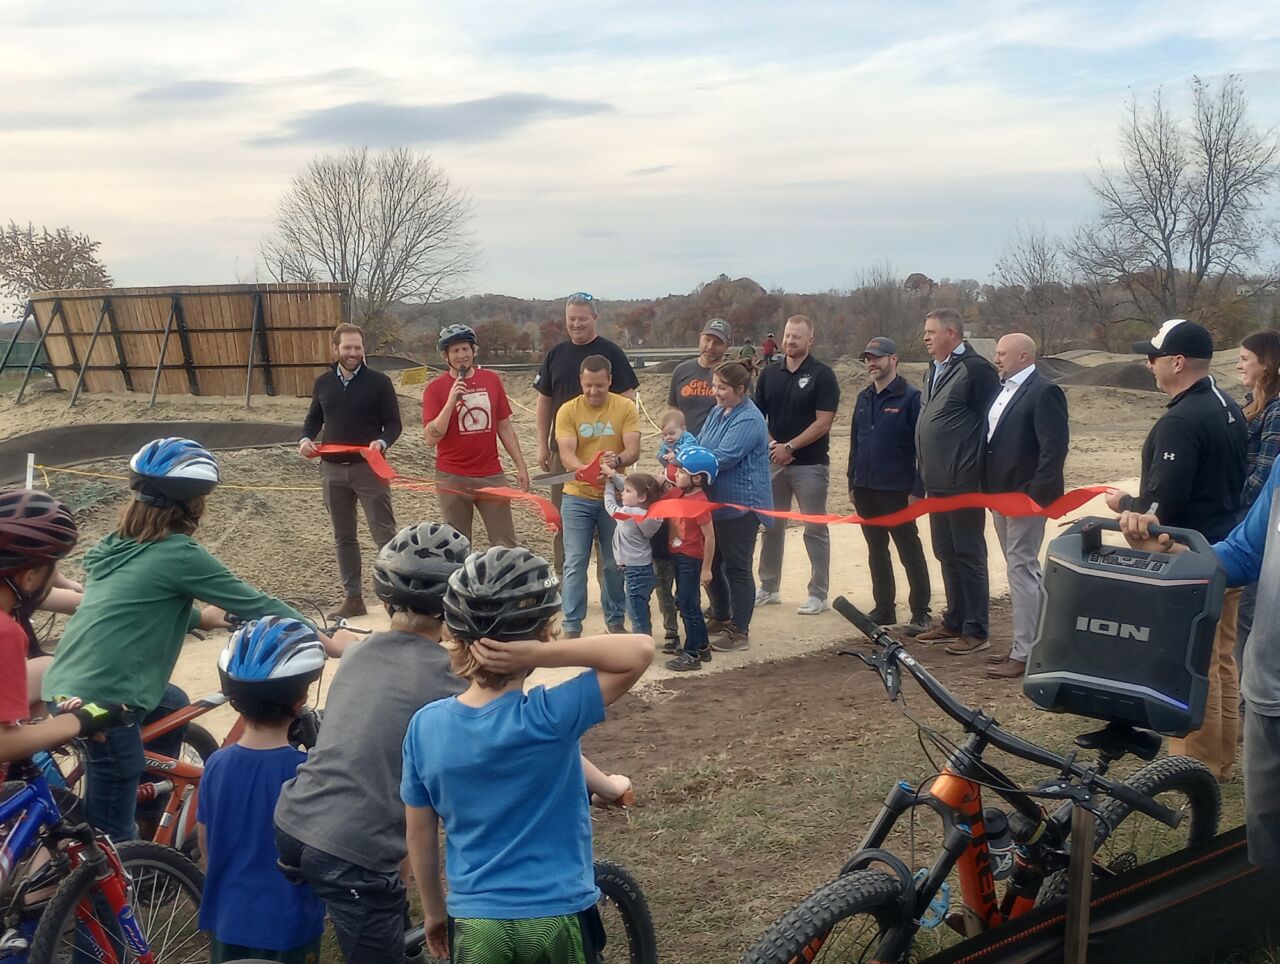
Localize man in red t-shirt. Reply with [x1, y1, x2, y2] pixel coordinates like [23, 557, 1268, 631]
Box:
[423, 325, 530, 547]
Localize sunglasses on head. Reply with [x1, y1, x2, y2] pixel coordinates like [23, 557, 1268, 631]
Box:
[566, 291, 594, 303]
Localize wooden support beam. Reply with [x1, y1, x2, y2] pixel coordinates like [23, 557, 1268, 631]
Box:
[68, 299, 111, 407]
[101, 297, 133, 391]
[0, 302, 33, 375]
[149, 297, 179, 407]
[13, 302, 52, 404]
[171, 296, 200, 395]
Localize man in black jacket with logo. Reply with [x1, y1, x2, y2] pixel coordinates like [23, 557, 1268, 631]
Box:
[300, 323, 403, 619]
[914, 309, 1001, 653]
[981, 333, 1069, 678]
[848, 337, 931, 633]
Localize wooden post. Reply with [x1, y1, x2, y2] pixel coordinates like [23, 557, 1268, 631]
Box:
[149, 297, 179, 407]
[68, 298, 111, 408]
[1064, 806, 1096, 963]
[14, 302, 53, 404]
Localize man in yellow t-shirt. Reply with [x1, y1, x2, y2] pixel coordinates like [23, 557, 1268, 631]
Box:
[554, 354, 642, 637]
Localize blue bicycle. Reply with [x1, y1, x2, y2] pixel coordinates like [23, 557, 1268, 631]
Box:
[0, 756, 205, 964]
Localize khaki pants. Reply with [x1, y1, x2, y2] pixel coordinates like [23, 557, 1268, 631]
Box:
[1170, 587, 1242, 781]
[436, 471, 517, 548]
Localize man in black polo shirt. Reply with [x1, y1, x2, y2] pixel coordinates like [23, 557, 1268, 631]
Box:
[299, 323, 402, 618]
[755, 314, 841, 615]
[1105, 318, 1247, 779]
[847, 337, 931, 633]
[534, 291, 639, 571]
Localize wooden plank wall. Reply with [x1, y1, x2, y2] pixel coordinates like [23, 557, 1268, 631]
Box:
[30, 283, 347, 399]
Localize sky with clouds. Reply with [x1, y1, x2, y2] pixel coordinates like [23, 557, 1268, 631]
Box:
[2, 0, 1279, 301]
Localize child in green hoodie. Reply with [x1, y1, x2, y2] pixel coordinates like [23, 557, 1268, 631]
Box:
[42, 438, 348, 841]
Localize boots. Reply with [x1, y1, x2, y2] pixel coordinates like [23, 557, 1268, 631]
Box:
[328, 596, 367, 620]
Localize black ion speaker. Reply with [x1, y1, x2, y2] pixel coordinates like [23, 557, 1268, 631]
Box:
[1023, 516, 1225, 736]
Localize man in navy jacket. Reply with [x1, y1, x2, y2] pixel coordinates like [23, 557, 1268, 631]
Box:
[847, 337, 931, 632]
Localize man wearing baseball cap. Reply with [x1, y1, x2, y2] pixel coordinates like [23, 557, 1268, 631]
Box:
[1105, 318, 1247, 779]
[668, 318, 732, 434]
[847, 337, 931, 633]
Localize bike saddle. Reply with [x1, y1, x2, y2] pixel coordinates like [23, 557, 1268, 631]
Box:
[1074, 722, 1161, 762]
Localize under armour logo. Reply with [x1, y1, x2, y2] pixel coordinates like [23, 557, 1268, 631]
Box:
[1162, 452, 1176, 461]
[1228, 413, 1237, 424]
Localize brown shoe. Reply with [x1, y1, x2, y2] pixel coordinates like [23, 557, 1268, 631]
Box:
[986, 652, 1010, 665]
[945, 635, 991, 656]
[706, 617, 732, 635]
[710, 627, 750, 652]
[986, 658, 1026, 679]
[327, 596, 367, 620]
[914, 626, 962, 644]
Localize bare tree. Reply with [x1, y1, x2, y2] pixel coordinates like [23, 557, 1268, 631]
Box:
[994, 224, 1077, 353]
[261, 147, 477, 347]
[1069, 76, 1280, 329]
[0, 221, 112, 315]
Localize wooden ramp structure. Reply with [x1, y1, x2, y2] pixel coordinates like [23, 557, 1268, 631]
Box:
[1, 283, 351, 407]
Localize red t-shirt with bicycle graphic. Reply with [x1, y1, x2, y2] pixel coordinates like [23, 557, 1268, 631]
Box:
[422, 367, 514, 478]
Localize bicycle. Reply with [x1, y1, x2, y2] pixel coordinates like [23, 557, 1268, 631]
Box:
[740, 597, 1220, 964]
[403, 859, 658, 964]
[0, 756, 206, 964]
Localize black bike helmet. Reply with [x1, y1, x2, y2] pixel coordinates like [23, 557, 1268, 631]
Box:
[437, 324, 478, 353]
[444, 546, 562, 643]
[0, 488, 78, 576]
[373, 522, 471, 615]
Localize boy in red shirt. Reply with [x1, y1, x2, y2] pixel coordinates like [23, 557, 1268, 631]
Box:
[0, 488, 128, 764]
[663, 447, 719, 672]
[423, 324, 531, 547]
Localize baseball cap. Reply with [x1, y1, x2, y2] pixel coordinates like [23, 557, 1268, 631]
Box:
[701, 318, 731, 343]
[862, 337, 898, 358]
[1131, 319, 1214, 359]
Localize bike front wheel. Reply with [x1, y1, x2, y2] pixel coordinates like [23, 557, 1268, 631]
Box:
[27, 839, 206, 964]
[595, 859, 658, 964]
[742, 869, 907, 964]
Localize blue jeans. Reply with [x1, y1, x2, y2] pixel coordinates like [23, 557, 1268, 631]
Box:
[561, 495, 625, 632]
[622, 564, 656, 636]
[674, 554, 709, 656]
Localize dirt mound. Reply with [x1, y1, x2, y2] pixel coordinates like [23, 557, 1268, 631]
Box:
[1055, 361, 1158, 392]
[1035, 357, 1086, 379]
[366, 353, 425, 372]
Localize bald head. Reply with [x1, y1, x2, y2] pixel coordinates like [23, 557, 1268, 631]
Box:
[995, 333, 1037, 380]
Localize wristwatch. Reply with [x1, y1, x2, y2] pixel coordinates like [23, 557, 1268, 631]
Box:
[784, 442, 794, 453]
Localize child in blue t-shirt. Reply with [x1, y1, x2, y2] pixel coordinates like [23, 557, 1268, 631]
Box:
[401, 546, 654, 962]
[198, 617, 328, 964]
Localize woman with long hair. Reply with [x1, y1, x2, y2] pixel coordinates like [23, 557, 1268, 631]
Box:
[1235, 330, 1280, 681]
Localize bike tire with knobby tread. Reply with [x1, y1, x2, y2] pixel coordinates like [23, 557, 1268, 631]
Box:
[742, 869, 905, 964]
[27, 839, 205, 964]
[178, 722, 219, 764]
[595, 859, 658, 964]
[1037, 754, 1220, 906]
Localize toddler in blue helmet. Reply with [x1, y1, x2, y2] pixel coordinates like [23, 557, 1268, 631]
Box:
[663, 445, 719, 672]
[198, 617, 327, 964]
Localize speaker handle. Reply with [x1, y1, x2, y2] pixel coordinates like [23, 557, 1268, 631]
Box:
[1059, 515, 1215, 557]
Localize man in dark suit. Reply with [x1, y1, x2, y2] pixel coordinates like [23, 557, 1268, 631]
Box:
[981, 332, 1069, 678]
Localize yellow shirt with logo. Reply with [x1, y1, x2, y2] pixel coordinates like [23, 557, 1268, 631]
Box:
[554, 393, 640, 500]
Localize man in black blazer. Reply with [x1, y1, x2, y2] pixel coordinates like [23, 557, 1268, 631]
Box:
[981, 332, 1069, 678]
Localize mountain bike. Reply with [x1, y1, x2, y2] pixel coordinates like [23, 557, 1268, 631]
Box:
[0, 756, 205, 964]
[403, 859, 658, 964]
[740, 597, 1220, 964]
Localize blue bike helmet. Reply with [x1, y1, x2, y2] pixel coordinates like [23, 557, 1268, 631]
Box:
[218, 616, 326, 712]
[438, 324, 478, 353]
[674, 445, 719, 485]
[129, 437, 220, 508]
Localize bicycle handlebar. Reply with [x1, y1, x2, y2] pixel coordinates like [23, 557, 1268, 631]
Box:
[832, 596, 1181, 829]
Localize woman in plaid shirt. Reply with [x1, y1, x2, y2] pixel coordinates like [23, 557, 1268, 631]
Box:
[697, 360, 772, 652]
[1237, 330, 1280, 676]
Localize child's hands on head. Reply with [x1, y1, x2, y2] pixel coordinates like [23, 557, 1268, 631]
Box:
[470, 637, 542, 673]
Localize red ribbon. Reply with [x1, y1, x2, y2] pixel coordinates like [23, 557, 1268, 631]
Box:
[309, 445, 1114, 534]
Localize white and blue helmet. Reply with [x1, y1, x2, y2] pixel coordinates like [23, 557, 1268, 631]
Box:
[218, 616, 326, 709]
[128, 437, 220, 508]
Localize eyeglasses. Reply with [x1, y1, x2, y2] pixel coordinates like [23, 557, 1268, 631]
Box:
[566, 291, 595, 303]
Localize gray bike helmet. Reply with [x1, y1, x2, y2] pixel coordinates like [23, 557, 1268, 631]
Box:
[373, 522, 471, 616]
[444, 546, 562, 642]
[437, 324, 478, 353]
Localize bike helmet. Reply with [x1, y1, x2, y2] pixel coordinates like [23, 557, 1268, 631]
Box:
[444, 546, 562, 643]
[674, 445, 719, 485]
[438, 324, 478, 353]
[0, 488, 78, 576]
[218, 616, 326, 711]
[373, 522, 471, 615]
[128, 437, 220, 507]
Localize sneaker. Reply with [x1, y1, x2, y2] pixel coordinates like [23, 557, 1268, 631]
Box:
[606, 622, 627, 634]
[905, 614, 932, 636]
[755, 589, 781, 606]
[661, 639, 679, 655]
[706, 617, 732, 635]
[666, 652, 703, 672]
[945, 635, 991, 656]
[698, 646, 712, 663]
[914, 625, 962, 643]
[797, 596, 829, 616]
[710, 628, 750, 652]
[867, 610, 897, 627]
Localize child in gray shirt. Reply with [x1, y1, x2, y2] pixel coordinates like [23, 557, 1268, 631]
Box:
[602, 468, 664, 637]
